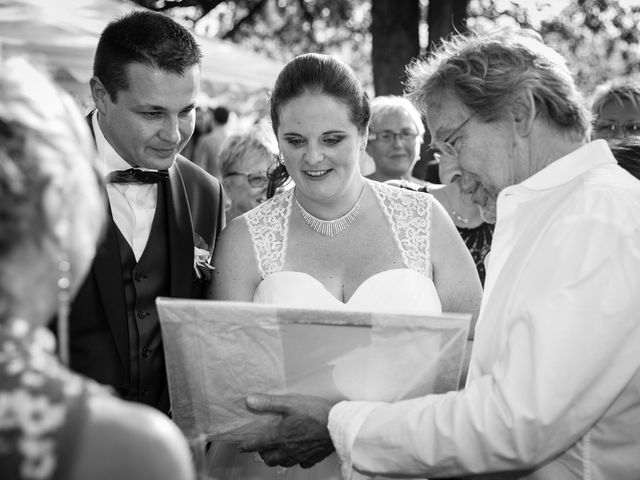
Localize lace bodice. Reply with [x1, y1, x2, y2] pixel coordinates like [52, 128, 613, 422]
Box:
[245, 179, 433, 279]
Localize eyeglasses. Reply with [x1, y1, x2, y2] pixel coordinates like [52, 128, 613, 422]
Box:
[430, 113, 476, 160]
[368, 130, 419, 144]
[224, 171, 268, 188]
[593, 121, 640, 137]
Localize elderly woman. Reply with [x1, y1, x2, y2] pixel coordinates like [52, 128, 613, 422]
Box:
[365, 95, 426, 184]
[220, 124, 278, 220]
[0, 58, 193, 480]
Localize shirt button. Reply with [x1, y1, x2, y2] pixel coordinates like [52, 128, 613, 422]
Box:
[142, 348, 152, 358]
[142, 390, 149, 397]
[137, 310, 146, 319]
[134, 272, 144, 282]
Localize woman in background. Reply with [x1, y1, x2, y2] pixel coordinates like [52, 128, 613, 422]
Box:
[220, 124, 278, 220]
[366, 95, 493, 284]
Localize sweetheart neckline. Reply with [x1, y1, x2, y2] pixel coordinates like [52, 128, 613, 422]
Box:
[259, 268, 433, 305]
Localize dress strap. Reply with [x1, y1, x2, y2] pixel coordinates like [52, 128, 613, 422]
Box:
[369, 180, 433, 277]
[244, 189, 293, 278]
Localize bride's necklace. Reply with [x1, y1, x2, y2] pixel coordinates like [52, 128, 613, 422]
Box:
[295, 184, 366, 237]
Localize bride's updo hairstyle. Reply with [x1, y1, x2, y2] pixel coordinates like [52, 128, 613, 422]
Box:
[0, 58, 105, 323]
[267, 53, 371, 197]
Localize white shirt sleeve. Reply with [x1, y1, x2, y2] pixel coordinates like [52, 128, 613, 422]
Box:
[330, 217, 640, 478]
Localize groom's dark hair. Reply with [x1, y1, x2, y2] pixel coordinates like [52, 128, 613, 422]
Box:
[93, 10, 202, 101]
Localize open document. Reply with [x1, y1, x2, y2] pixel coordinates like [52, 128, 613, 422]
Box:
[157, 298, 471, 442]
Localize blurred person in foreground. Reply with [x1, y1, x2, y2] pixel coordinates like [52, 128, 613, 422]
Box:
[220, 124, 278, 220]
[238, 28, 640, 479]
[0, 57, 193, 480]
[71, 10, 224, 415]
[366, 95, 493, 285]
[209, 52, 482, 479]
[590, 79, 640, 141]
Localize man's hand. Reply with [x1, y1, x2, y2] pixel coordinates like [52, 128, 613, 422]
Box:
[239, 394, 336, 469]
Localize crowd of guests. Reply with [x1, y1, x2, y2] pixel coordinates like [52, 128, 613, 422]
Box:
[1, 8, 640, 480]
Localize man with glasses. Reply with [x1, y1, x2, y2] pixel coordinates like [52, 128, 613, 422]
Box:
[239, 28, 640, 480]
[220, 125, 278, 220]
[590, 79, 640, 141]
[365, 95, 424, 184]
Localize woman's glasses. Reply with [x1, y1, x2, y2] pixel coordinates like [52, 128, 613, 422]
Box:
[593, 121, 640, 137]
[224, 171, 268, 188]
[368, 130, 419, 144]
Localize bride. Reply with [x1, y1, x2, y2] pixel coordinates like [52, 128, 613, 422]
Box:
[208, 53, 482, 479]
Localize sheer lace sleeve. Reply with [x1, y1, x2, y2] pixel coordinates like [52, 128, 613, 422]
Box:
[370, 180, 433, 278]
[244, 189, 293, 279]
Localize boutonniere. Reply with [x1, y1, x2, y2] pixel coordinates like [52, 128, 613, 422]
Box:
[193, 233, 214, 283]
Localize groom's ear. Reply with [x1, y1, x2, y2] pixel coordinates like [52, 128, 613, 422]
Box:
[90, 76, 110, 113]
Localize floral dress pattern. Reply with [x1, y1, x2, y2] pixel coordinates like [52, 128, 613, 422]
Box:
[0, 319, 108, 480]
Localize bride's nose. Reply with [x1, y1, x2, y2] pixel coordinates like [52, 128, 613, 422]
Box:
[304, 143, 325, 165]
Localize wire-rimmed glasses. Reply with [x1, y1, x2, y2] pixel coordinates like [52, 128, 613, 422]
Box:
[430, 113, 476, 160]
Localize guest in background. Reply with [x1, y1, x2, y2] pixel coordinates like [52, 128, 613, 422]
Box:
[367, 96, 493, 284]
[181, 105, 212, 162]
[365, 95, 426, 184]
[609, 135, 640, 179]
[0, 57, 193, 480]
[590, 79, 640, 140]
[209, 52, 482, 480]
[70, 10, 224, 415]
[195, 105, 232, 178]
[240, 28, 640, 479]
[220, 124, 278, 220]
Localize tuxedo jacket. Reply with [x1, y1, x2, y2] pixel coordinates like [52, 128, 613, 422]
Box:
[67, 118, 224, 413]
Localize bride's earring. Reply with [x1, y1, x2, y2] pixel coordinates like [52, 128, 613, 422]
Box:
[57, 253, 71, 366]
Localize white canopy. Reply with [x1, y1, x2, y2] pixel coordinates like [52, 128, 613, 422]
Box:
[0, 0, 283, 91]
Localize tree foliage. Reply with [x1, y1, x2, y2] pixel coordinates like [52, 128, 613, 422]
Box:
[132, 0, 640, 98]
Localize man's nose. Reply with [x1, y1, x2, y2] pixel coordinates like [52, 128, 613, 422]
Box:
[159, 116, 181, 144]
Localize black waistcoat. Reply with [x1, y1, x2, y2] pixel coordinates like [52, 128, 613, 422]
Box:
[114, 183, 170, 410]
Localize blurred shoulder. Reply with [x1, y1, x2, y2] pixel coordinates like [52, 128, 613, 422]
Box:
[69, 396, 194, 480]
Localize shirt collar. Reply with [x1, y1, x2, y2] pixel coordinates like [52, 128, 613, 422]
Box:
[92, 111, 135, 178]
[514, 139, 616, 192]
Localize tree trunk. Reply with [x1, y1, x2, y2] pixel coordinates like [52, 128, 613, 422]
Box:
[427, 0, 469, 54]
[370, 0, 420, 96]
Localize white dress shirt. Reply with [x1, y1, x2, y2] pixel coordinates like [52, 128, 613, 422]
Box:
[329, 140, 640, 479]
[93, 112, 157, 261]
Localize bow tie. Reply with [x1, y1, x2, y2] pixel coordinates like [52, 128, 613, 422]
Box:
[106, 168, 169, 184]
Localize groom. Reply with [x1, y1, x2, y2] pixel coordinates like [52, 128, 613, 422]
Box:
[67, 11, 224, 415]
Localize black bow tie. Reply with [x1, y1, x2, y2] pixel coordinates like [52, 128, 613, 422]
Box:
[106, 168, 169, 184]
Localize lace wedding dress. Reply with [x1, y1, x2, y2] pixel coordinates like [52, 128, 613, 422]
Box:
[208, 180, 442, 480]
